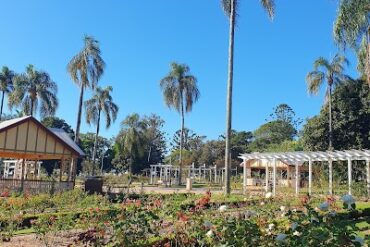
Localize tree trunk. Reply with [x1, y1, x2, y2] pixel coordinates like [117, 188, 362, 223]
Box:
[328, 85, 333, 151]
[147, 146, 152, 163]
[178, 96, 185, 185]
[74, 86, 84, 144]
[366, 29, 370, 86]
[92, 109, 101, 175]
[224, 0, 236, 195]
[0, 91, 5, 121]
[30, 99, 34, 116]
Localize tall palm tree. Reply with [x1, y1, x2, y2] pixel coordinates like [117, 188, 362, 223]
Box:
[68, 35, 105, 144]
[334, 0, 370, 85]
[221, 0, 275, 195]
[306, 54, 350, 151]
[9, 65, 58, 118]
[160, 62, 200, 185]
[119, 113, 147, 176]
[84, 86, 118, 174]
[0, 66, 15, 120]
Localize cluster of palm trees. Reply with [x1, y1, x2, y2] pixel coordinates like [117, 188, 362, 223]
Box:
[68, 36, 118, 174]
[0, 65, 58, 121]
[0, 35, 119, 175]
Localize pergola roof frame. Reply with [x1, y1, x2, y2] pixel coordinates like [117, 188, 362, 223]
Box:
[239, 149, 370, 164]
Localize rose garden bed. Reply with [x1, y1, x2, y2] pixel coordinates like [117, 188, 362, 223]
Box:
[0, 189, 369, 246]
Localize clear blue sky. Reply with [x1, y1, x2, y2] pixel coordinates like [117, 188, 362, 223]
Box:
[0, 0, 358, 142]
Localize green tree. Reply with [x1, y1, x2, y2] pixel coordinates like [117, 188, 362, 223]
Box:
[116, 114, 147, 175]
[220, 130, 253, 158]
[302, 79, 370, 151]
[9, 65, 58, 118]
[0, 66, 15, 120]
[84, 86, 118, 174]
[250, 120, 296, 152]
[269, 103, 302, 130]
[68, 35, 105, 144]
[221, 0, 275, 195]
[334, 0, 370, 85]
[142, 114, 166, 164]
[302, 79, 370, 181]
[160, 62, 200, 185]
[198, 140, 225, 167]
[41, 116, 75, 138]
[79, 133, 113, 174]
[170, 128, 201, 151]
[306, 54, 350, 150]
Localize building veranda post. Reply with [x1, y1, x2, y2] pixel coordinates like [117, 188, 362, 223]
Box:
[0, 116, 84, 194]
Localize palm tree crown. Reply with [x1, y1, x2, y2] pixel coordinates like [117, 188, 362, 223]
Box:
[0, 66, 15, 120]
[306, 55, 349, 95]
[85, 86, 118, 129]
[221, 0, 275, 19]
[68, 36, 105, 89]
[9, 65, 58, 118]
[68, 35, 105, 143]
[84, 86, 118, 173]
[160, 62, 200, 113]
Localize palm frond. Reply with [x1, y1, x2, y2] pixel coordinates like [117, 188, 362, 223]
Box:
[260, 0, 275, 20]
[306, 71, 325, 95]
[221, 0, 239, 18]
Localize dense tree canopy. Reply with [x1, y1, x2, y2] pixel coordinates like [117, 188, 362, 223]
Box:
[41, 116, 75, 138]
[113, 114, 166, 174]
[302, 79, 370, 151]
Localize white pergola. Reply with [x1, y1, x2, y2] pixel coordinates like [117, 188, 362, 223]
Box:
[239, 149, 370, 197]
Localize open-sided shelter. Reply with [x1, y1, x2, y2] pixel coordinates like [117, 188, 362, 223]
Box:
[0, 116, 84, 193]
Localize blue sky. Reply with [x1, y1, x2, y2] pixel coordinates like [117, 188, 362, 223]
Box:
[0, 0, 359, 142]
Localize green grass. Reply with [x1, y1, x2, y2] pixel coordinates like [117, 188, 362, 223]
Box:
[13, 227, 35, 236]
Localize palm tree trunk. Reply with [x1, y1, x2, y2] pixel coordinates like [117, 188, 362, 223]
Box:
[328, 85, 333, 151]
[328, 84, 334, 194]
[92, 109, 101, 175]
[366, 29, 370, 86]
[0, 91, 5, 120]
[224, 0, 236, 195]
[178, 96, 185, 186]
[30, 99, 34, 116]
[74, 86, 84, 144]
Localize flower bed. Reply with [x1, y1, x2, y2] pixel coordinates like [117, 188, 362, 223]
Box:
[0, 190, 369, 246]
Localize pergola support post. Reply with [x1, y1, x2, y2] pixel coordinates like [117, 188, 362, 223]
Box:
[329, 159, 333, 195]
[20, 159, 26, 192]
[295, 162, 299, 197]
[214, 165, 217, 183]
[243, 159, 247, 194]
[265, 160, 269, 192]
[308, 159, 312, 196]
[59, 161, 63, 182]
[348, 158, 352, 195]
[272, 158, 277, 196]
[366, 160, 370, 198]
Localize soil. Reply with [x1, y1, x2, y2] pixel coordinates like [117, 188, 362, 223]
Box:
[1, 230, 85, 247]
